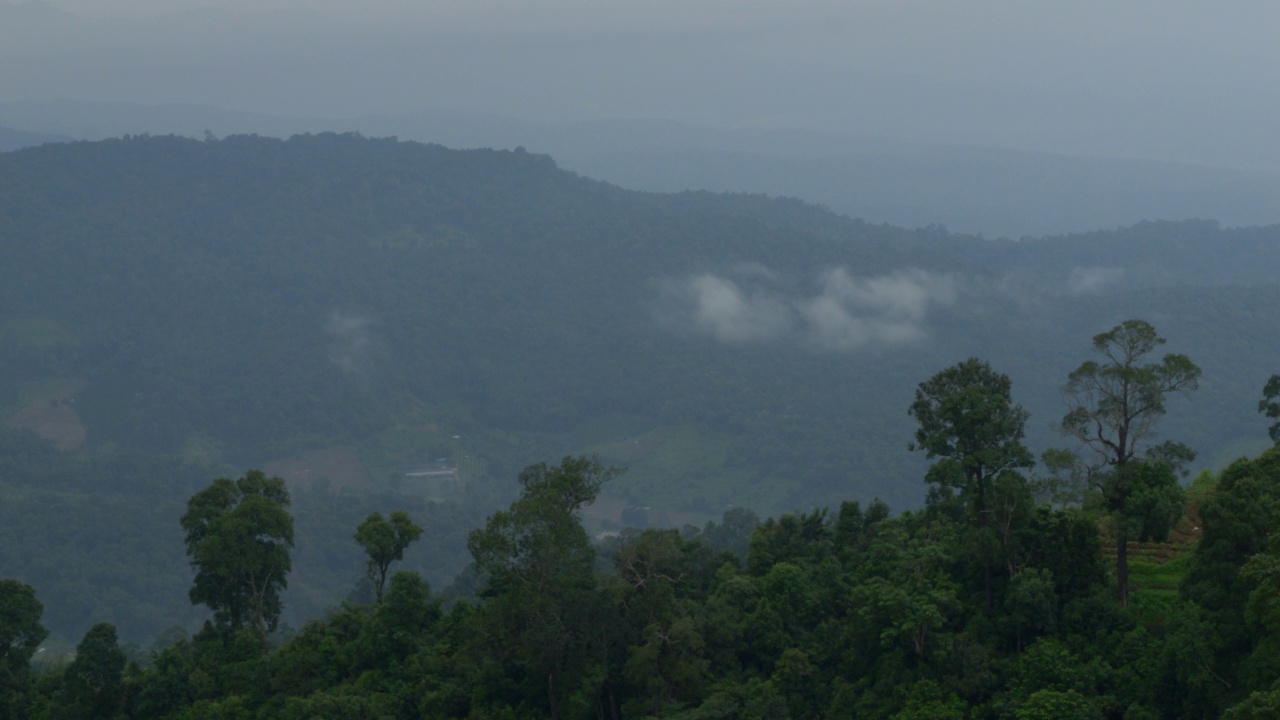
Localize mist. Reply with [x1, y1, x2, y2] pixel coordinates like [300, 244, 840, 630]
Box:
[3, 0, 1278, 171]
[3, 0, 1279, 237]
[662, 267, 955, 351]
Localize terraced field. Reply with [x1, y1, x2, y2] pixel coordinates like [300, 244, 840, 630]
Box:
[1114, 471, 1216, 621]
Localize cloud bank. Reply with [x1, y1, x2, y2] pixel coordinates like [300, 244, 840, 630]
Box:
[662, 267, 955, 350]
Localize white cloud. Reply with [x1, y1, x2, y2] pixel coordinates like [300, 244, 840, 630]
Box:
[662, 266, 954, 350]
[686, 273, 793, 343]
[800, 268, 955, 350]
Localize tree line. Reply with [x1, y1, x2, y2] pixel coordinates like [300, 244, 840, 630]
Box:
[4, 318, 1280, 718]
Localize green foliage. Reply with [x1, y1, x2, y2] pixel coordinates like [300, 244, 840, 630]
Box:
[891, 679, 965, 720]
[909, 358, 1034, 502]
[1015, 688, 1098, 720]
[1059, 319, 1200, 605]
[0, 580, 47, 674]
[1061, 319, 1201, 471]
[13, 443, 1280, 719]
[46, 622, 126, 720]
[910, 359, 1035, 611]
[1, 131, 1280, 714]
[697, 506, 760, 560]
[466, 457, 619, 719]
[1178, 446, 1280, 714]
[1224, 689, 1280, 720]
[1261, 375, 1280, 445]
[0, 579, 47, 719]
[181, 471, 294, 637]
[353, 511, 423, 602]
[852, 519, 959, 666]
[1004, 568, 1057, 652]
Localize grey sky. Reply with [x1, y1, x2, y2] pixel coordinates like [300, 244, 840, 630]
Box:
[3, 1, 1279, 175]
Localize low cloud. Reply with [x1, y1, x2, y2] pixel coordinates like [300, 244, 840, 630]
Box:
[1068, 266, 1126, 294]
[802, 268, 955, 349]
[662, 267, 954, 350]
[686, 274, 793, 343]
[324, 311, 373, 373]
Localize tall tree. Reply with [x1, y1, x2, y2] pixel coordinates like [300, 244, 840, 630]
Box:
[909, 358, 1034, 519]
[48, 622, 127, 720]
[467, 456, 620, 720]
[909, 358, 1033, 607]
[1260, 374, 1280, 445]
[181, 469, 294, 636]
[1059, 319, 1200, 605]
[354, 511, 423, 603]
[0, 579, 46, 720]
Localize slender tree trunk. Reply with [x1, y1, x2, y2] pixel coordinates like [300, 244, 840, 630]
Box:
[548, 666, 560, 720]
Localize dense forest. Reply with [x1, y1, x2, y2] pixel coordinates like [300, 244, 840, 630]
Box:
[4, 326, 1280, 718]
[2, 134, 1280, 711]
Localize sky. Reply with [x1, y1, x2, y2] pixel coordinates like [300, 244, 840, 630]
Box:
[2, 0, 1278, 173]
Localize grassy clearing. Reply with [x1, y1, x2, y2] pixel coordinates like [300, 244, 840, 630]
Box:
[1130, 552, 1191, 601]
[1122, 469, 1217, 611]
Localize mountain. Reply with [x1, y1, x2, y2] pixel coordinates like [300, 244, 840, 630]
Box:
[2, 133, 1278, 640]
[3, 99, 1278, 238]
[3, 131, 1278, 506]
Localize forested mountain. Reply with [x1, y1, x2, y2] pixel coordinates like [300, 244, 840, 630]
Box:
[1, 133, 1279, 645]
[4, 99, 1279, 238]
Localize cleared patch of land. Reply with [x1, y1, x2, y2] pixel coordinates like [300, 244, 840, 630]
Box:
[6, 380, 88, 451]
[265, 446, 370, 491]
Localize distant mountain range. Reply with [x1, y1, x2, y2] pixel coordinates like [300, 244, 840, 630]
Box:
[2, 100, 1278, 239]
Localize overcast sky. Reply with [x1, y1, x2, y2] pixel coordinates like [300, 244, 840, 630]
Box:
[3, 0, 1278, 172]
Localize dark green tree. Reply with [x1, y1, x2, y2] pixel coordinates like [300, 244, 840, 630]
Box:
[852, 519, 959, 668]
[1059, 319, 1200, 605]
[48, 622, 127, 720]
[467, 456, 620, 719]
[0, 579, 47, 720]
[613, 529, 714, 717]
[1224, 690, 1280, 720]
[354, 511, 423, 603]
[1260, 375, 1280, 445]
[910, 358, 1034, 514]
[1177, 447, 1280, 715]
[909, 358, 1033, 607]
[181, 469, 294, 636]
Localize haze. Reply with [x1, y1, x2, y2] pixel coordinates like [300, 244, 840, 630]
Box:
[3, 0, 1279, 235]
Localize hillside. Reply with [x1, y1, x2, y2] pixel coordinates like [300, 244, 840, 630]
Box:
[1, 133, 1279, 640]
[2, 134, 1279, 510]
